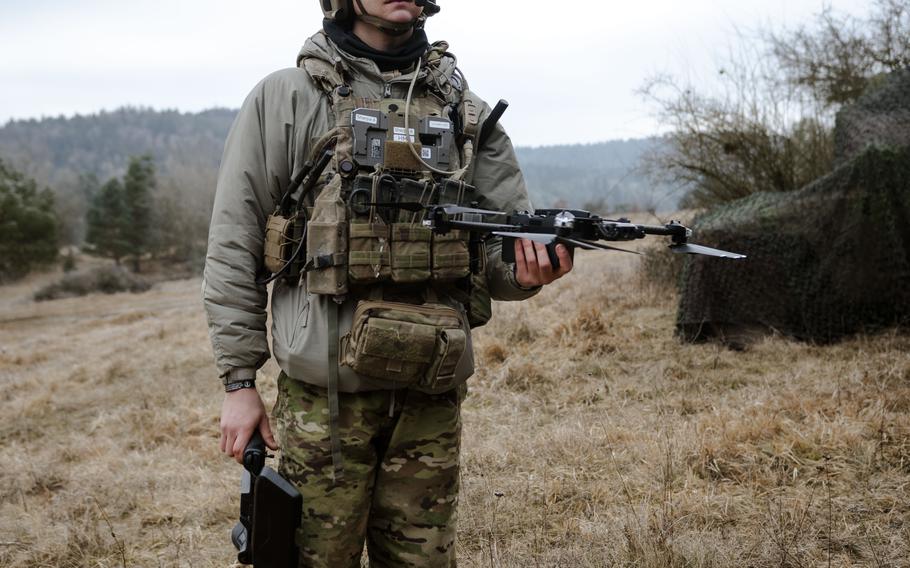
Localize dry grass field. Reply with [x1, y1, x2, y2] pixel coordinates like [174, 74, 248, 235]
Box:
[0, 249, 908, 567]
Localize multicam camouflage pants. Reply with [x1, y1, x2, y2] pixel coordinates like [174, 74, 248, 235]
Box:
[273, 372, 462, 568]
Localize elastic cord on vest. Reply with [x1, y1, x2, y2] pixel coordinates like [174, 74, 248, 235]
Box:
[404, 56, 473, 179]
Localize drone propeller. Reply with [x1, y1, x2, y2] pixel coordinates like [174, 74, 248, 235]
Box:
[434, 204, 504, 216]
[492, 231, 554, 245]
[372, 202, 505, 215]
[558, 236, 640, 255]
[492, 233, 641, 255]
[670, 243, 746, 259]
[365, 201, 423, 212]
[442, 220, 518, 232]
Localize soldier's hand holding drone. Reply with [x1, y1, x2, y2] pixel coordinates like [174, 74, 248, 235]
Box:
[514, 238, 574, 287]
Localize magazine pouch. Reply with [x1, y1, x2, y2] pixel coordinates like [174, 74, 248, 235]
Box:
[306, 173, 348, 295]
[348, 220, 391, 283]
[431, 230, 471, 281]
[390, 223, 432, 283]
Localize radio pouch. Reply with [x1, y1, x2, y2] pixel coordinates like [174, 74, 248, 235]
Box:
[263, 212, 305, 276]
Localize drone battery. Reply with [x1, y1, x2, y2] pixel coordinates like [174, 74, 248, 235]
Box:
[251, 466, 302, 568]
[351, 106, 455, 172]
[418, 115, 454, 169]
[351, 108, 390, 169]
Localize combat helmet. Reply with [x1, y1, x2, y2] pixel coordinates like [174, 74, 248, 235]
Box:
[320, 0, 439, 34]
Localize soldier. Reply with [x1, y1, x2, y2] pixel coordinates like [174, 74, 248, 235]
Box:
[203, 1, 573, 566]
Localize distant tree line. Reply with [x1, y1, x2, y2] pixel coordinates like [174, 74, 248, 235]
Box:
[515, 138, 678, 212]
[0, 106, 679, 252]
[0, 107, 231, 249]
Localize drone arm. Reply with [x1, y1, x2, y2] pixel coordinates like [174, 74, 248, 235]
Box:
[634, 221, 691, 243]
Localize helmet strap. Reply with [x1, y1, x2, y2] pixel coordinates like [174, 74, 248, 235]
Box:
[353, 0, 415, 36]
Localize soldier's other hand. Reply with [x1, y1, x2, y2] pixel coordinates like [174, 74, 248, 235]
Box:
[514, 239, 573, 288]
[220, 388, 279, 465]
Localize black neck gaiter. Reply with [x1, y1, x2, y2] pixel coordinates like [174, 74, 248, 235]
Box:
[323, 18, 429, 72]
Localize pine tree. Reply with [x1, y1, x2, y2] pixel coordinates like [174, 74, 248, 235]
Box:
[0, 158, 59, 282]
[84, 155, 157, 270]
[122, 155, 156, 272]
[85, 178, 131, 265]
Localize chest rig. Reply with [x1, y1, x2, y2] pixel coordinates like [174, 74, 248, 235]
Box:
[294, 43, 484, 305]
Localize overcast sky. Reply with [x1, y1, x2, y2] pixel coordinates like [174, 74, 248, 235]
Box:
[0, 0, 871, 146]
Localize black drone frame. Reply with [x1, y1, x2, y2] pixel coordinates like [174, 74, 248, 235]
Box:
[417, 204, 746, 269]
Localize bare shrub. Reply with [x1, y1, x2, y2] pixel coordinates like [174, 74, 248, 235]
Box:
[637, 242, 686, 294]
[641, 52, 835, 209]
[768, 0, 910, 107]
[642, 2, 910, 209]
[33, 265, 151, 301]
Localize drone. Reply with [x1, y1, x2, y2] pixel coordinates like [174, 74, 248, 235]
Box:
[415, 204, 746, 268]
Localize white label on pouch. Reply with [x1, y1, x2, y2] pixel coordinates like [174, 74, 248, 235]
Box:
[354, 114, 378, 125]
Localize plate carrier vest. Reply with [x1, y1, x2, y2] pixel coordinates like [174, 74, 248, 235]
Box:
[265, 42, 492, 481]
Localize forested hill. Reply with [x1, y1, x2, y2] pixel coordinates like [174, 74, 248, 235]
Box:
[516, 140, 676, 212]
[0, 108, 677, 239]
[0, 107, 235, 189]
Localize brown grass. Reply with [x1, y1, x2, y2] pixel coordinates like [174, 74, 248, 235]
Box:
[1, 252, 908, 567]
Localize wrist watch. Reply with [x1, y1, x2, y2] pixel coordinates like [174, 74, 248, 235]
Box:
[224, 379, 256, 393]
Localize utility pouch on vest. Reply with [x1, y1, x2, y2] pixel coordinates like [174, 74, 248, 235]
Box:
[306, 174, 348, 295]
[431, 230, 471, 281]
[263, 212, 305, 276]
[342, 300, 467, 390]
[348, 220, 391, 283]
[390, 224, 432, 283]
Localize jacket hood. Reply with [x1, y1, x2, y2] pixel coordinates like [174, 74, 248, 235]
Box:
[297, 31, 459, 88]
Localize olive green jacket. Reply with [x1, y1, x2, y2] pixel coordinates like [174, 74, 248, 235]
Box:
[203, 31, 538, 392]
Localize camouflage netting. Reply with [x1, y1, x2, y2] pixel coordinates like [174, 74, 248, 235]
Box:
[834, 69, 910, 164]
[677, 69, 910, 344]
[676, 143, 910, 344]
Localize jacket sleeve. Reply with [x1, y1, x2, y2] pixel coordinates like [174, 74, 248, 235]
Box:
[202, 69, 311, 382]
[468, 95, 541, 302]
